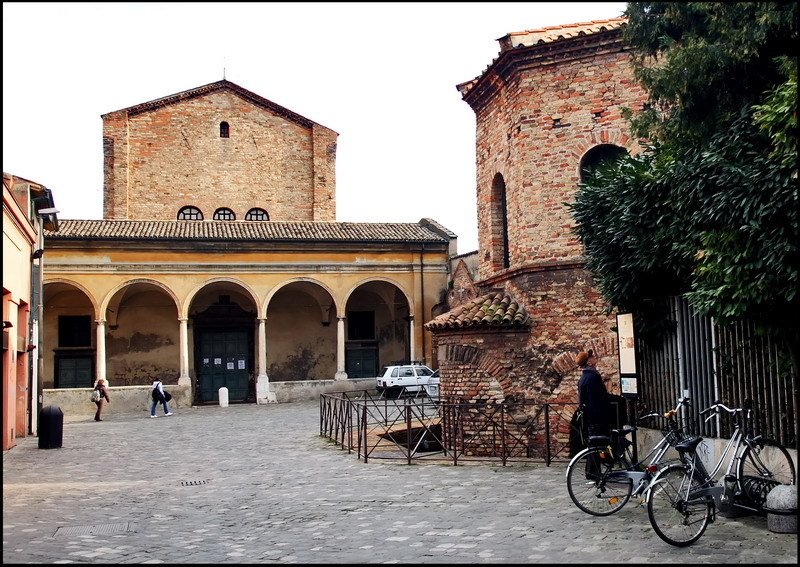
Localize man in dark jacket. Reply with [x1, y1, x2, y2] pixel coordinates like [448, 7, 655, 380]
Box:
[577, 349, 611, 437]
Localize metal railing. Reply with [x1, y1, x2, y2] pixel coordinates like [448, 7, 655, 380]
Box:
[320, 391, 625, 466]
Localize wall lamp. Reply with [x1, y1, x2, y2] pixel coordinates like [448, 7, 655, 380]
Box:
[3, 321, 13, 329]
[31, 249, 44, 260]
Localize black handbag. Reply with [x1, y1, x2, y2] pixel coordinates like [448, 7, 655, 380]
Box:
[164, 391, 172, 402]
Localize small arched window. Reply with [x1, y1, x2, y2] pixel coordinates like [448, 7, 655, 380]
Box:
[213, 207, 236, 221]
[491, 173, 510, 269]
[220, 121, 230, 138]
[177, 206, 204, 220]
[245, 208, 269, 221]
[579, 144, 628, 182]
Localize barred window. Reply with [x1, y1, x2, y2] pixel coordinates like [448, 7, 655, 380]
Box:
[177, 206, 204, 220]
[245, 208, 269, 221]
[213, 207, 236, 221]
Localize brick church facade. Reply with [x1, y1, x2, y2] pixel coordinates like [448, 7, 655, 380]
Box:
[428, 18, 647, 407]
[41, 80, 454, 415]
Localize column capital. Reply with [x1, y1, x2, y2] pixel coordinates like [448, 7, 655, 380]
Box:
[95, 318, 106, 325]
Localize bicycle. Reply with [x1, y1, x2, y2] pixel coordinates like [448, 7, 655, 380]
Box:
[645, 400, 796, 547]
[566, 396, 691, 516]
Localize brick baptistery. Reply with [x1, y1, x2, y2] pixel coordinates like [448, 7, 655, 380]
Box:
[428, 18, 648, 411]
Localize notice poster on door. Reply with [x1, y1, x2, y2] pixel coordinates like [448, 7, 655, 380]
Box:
[227, 362, 234, 370]
[238, 360, 245, 370]
[616, 312, 637, 375]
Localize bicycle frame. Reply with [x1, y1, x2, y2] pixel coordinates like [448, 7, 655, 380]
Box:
[647, 402, 768, 513]
[576, 398, 689, 497]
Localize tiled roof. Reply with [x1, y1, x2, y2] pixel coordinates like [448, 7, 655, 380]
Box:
[44, 219, 450, 244]
[457, 17, 627, 97]
[425, 291, 531, 330]
[498, 17, 627, 51]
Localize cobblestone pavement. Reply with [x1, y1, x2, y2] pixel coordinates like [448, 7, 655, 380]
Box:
[3, 401, 797, 564]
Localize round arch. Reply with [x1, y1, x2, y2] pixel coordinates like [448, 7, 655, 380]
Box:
[42, 279, 99, 318]
[183, 277, 260, 319]
[264, 277, 341, 318]
[100, 278, 181, 322]
[342, 277, 414, 316]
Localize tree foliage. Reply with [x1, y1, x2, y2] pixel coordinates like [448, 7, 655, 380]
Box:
[570, 2, 799, 354]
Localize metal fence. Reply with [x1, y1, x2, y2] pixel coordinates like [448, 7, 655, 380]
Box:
[637, 296, 797, 447]
[320, 391, 626, 465]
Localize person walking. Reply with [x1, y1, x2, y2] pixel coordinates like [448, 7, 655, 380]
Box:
[93, 378, 110, 421]
[150, 379, 173, 418]
[576, 349, 611, 437]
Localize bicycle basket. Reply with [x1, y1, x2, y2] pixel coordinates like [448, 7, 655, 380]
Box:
[661, 424, 688, 447]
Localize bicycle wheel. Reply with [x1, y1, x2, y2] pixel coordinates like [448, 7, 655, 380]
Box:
[647, 463, 713, 547]
[566, 447, 632, 516]
[737, 438, 796, 508]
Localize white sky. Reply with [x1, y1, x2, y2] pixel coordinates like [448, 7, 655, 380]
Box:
[3, 2, 626, 254]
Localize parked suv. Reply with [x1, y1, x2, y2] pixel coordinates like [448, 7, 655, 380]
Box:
[376, 363, 439, 399]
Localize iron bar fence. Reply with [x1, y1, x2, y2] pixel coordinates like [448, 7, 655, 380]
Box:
[636, 296, 797, 447]
[319, 391, 627, 465]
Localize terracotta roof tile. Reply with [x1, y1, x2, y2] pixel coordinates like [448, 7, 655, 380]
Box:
[498, 17, 627, 51]
[425, 291, 531, 330]
[457, 17, 627, 98]
[44, 219, 450, 244]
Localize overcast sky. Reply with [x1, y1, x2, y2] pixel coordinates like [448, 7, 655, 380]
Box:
[3, 2, 626, 254]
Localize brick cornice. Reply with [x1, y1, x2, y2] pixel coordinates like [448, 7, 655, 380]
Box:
[462, 28, 627, 111]
[476, 259, 586, 288]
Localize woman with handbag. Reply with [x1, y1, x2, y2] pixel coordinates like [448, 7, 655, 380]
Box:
[93, 378, 110, 421]
[150, 379, 174, 418]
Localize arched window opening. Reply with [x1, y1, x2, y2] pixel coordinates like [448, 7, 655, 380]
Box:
[245, 208, 269, 221]
[220, 121, 230, 138]
[213, 207, 236, 221]
[177, 206, 204, 220]
[579, 144, 628, 182]
[491, 173, 510, 269]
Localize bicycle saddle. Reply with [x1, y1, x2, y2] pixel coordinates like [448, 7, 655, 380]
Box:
[675, 435, 703, 453]
[588, 435, 611, 446]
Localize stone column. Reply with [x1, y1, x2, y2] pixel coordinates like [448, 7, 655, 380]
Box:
[256, 318, 276, 403]
[408, 315, 416, 362]
[178, 318, 191, 386]
[95, 319, 106, 383]
[334, 316, 348, 380]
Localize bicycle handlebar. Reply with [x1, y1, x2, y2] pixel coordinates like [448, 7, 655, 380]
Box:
[638, 396, 690, 422]
[700, 400, 744, 422]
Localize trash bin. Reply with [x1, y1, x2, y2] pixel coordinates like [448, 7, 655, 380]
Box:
[218, 387, 229, 408]
[38, 405, 64, 449]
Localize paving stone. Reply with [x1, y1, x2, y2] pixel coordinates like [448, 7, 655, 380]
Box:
[3, 401, 797, 563]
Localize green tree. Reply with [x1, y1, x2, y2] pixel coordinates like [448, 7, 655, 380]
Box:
[570, 2, 799, 365]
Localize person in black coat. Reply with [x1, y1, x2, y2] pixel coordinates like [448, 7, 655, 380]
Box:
[577, 349, 612, 437]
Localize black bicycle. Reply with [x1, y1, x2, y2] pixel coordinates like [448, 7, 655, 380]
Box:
[566, 397, 690, 516]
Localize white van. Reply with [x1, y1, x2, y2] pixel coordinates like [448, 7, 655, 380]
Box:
[376, 364, 439, 398]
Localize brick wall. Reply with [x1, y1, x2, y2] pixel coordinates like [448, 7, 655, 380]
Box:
[434, 266, 619, 406]
[102, 89, 337, 222]
[473, 49, 648, 280]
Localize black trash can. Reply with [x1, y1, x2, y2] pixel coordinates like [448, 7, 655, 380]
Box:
[38, 405, 64, 449]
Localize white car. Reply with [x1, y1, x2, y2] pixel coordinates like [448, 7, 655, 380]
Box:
[376, 364, 439, 398]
